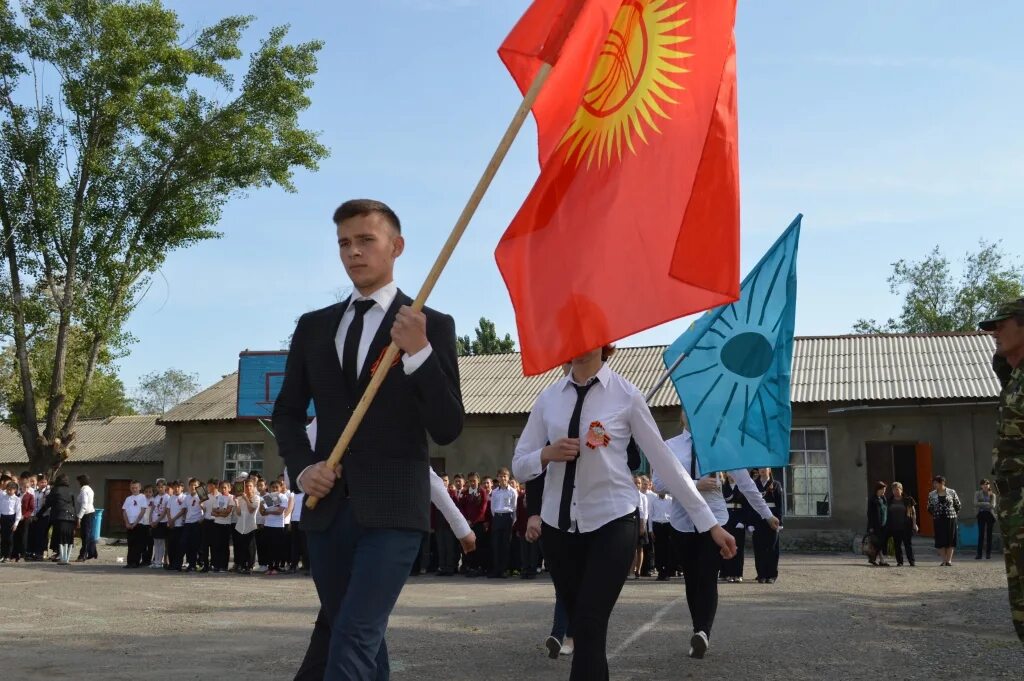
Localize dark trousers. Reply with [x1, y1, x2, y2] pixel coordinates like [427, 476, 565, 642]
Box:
[520, 535, 541, 575]
[141, 524, 153, 564]
[255, 526, 267, 566]
[232, 529, 255, 569]
[436, 522, 458, 573]
[12, 517, 30, 559]
[467, 522, 489, 573]
[199, 519, 214, 568]
[490, 513, 514, 577]
[672, 529, 721, 636]
[977, 511, 996, 558]
[541, 514, 636, 681]
[78, 512, 98, 560]
[264, 526, 287, 568]
[752, 520, 780, 579]
[30, 516, 49, 556]
[295, 501, 421, 681]
[290, 521, 308, 570]
[0, 515, 14, 558]
[889, 527, 915, 565]
[126, 525, 149, 566]
[720, 523, 746, 577]
[183, 522, 200, 567]
[551, 590, 574, 641]
[212, 523, 232, 570]
[168, 526, 185, 569]
[410, 530, 431, 575]
[652, 522, 674, 577]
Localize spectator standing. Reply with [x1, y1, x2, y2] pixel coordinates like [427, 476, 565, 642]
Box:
[974, 479, 997, 560]
[927, 476, 962, 566]
[74, 475, 97, 562]
[885, 482, 917, 567]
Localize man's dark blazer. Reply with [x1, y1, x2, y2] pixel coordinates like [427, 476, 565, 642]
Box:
[272, 289, 464, 533]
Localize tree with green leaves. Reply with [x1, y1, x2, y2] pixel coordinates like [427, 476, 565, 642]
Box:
[133, 368, 199, 414]
[853, 240, 1023, 334]
[0, 325, 134, 423]
[0, 0, 328, 472]
[457, 317, 516, 356]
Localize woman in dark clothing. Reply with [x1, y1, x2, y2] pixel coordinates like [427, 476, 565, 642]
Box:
[885, 482, 917, 566]
[866, 481, 889, 566]
[927, 475, 962, 566]
[974, 479, 997, 560]
[38, 474, 76, 565]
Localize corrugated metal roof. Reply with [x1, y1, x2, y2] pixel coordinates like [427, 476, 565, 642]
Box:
[156, 332, 1001, 422]
[158, 373, 239, 423]
[0, 415, 164, 464]
[791, 332, 999, 402]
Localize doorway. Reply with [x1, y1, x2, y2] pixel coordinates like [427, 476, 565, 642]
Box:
[865, 442, 934, 536]
[104, 479, 133, 536]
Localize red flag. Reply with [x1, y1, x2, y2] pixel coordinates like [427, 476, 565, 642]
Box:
[496, 0, 740, 375]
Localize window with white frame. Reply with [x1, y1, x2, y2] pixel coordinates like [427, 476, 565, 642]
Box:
[224, 442, 264, 481]
[786, 428, 830, 517]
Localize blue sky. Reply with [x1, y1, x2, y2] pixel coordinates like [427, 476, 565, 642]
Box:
[123, 0, 1024, 392]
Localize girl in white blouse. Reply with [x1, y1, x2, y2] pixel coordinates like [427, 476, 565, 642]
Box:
[513, 346, 735, 681]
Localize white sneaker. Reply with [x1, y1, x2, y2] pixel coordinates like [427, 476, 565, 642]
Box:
[253, 565, 269, 573]
[560, 638, 574, 656]
[688, 631, 709, 659]
[544, 636, 561, 659]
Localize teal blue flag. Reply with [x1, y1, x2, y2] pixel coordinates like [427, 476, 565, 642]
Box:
[663, 215, 802, 473]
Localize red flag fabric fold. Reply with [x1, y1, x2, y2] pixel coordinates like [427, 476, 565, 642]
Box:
[496, 0, 740, 375]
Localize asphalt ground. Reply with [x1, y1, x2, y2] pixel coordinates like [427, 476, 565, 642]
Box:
[1, 546, 1022, 680]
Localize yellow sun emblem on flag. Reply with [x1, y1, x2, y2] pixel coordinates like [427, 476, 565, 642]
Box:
[559, 0, 692, 167]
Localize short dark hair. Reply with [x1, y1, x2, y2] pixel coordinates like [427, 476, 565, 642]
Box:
[77, 474, 90, 486]
[54, 473, 70, 487]
[875, 481, 887, 492]
[332, 199, 401, 234]
[979, 478, 990, 486]
[933, 475, 946, 484]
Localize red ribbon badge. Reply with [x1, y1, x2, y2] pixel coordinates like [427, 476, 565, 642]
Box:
[585, 421, 611, 449]
[370, 347, 402, 376]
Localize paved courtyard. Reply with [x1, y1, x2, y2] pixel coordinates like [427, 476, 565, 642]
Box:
[1, 546, 1021, 680]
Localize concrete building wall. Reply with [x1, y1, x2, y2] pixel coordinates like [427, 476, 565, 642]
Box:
[163, 421, 284, 483]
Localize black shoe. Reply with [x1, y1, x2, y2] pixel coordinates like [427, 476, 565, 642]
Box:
[545, 636, 561, 660]
[200, 566, 211, 573]
[975, 555, 982, 560]
[656, 574, 670, 581]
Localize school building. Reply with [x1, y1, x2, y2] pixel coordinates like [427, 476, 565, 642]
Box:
[152, 331, 999, 549]
[0, 332, 1001, 547]
[0, 415, 164, 534]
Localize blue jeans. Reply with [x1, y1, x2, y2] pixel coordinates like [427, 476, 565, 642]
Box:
[299, 501, 422, 681]
[551, 591, 574, 641]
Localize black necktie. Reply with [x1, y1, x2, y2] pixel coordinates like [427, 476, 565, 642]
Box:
[558, 378, 597, 531]
[342, 299, 376, 390]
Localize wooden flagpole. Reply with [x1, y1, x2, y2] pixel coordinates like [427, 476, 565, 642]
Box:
[306, 1, 587, 508]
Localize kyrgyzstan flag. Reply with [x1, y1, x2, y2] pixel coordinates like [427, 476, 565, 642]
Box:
[496, 0, 740, 375]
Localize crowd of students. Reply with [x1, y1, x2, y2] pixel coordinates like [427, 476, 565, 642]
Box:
[0, 462, 785, 589]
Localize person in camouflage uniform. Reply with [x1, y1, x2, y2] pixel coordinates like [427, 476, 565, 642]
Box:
[980, 297, 1024, 647]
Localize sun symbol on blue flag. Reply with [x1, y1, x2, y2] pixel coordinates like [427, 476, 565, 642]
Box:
[664, 215, 802, 472]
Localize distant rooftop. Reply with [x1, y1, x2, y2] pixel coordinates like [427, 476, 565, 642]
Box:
[0, 415, 164, 465]
[158, 332, 1000, 423]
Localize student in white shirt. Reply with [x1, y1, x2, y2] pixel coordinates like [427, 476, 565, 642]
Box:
[139, 484, 155, 566]
[632, 474, 649, 580]
[289, 485, 307, 574]
[253, 477, 269, 573]
[233, 478, 260, 574]
[0, 480, 22, 562]
[74, 474, 97, 562]
[513, 345, 735, 681]
[653, 419, 779, 659]
[166, 480, 188, 571]
[199, 478, 219, 573]
[121, 481, 149, 568]
[30, 475, 50, 560]
[648, 487, 675, 581]
[149, 480, 171, 569]
[183, 478, 205, 571]
[260, 479, 289, 575]
[488, 467, 518, 579]
[210, 480, 235, 573]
